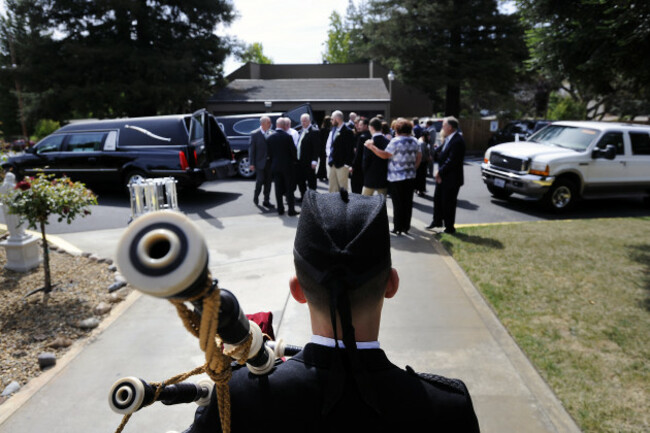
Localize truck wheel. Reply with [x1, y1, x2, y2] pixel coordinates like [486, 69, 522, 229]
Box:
[543, 178, 577, 212]
[237, 155, 255, 179]
[487, 184, 512, 200]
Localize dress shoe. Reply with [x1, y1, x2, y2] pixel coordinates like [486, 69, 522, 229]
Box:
[262, 201, 274, 208]
[278, 208, 285, 216]
[253, 196, 259, 205]
[391, 228, 401, 235]
[425, 222, 439, 230]
[288, 210, 300, 217]
[444, 228, 456, 234]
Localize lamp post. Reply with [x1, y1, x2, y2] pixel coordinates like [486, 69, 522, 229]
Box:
[387, 70, 395, 120]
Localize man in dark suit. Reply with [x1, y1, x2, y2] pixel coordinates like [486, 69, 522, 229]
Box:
[326, 110, 355, 193]
[185, 191, 480, 433]
[427, 116, 465, 234]
[249, 116, 274, 208]
[294, 113, 320, 201]
[267, 117, 299, 216]
[350, 117, 371, 194]
[361, 117, 389, 196]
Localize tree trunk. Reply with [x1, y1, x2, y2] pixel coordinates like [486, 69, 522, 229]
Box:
[40, 220, 52, 301]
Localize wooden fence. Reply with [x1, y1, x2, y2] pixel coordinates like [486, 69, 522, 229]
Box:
[459, 118, 500, 155]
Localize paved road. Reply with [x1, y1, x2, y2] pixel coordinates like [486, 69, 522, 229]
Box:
[20, 158, 650, 235]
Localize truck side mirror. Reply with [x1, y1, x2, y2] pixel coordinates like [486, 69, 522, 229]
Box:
[592, 144, 616, 160]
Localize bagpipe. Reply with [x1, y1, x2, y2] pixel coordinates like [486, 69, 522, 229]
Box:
[108, 210, 301, 433]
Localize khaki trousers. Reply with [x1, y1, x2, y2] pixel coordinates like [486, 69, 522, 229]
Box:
[362, 186, 388, 196]
[328, 165, 350, 192]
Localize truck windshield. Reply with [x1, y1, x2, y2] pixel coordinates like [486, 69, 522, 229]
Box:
[528, 125, 598, 151]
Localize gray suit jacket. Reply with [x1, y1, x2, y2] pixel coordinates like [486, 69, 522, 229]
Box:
[249, 128, 272, 170]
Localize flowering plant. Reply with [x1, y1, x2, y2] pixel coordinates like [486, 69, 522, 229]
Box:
[3, 172, 98, 300]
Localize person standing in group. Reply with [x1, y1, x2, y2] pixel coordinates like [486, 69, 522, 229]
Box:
[267, 117, 299, 216]
[427, 116, 465, 234]
[317, 116, 331, 182]
[414, 130, 432, 197]
[425, 119, 438, 177]
[326, 110, 355, 193]
[346, 112, 357, 129]
[412, 117, 423, 139]
[362, 117, 389, 196]
[350, 117, 371, 194]
[295, 113, 320, 201]
[249, 116, 274, 208]
[365, 118, 421, 235]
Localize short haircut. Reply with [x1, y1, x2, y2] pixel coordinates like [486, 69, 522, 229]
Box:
[381, 121, 390, 134]
[393, 117, 413, 135]
[332, 110, 344, 121]
[358, 117, 369, 127]
[369, 117, 382, 131]
[295, 262, 391, 314]
[301, 113, 311, 121]
[445, 116, 459, 130]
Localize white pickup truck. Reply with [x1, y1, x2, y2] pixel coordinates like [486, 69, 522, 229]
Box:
[481, 121, 650, 211]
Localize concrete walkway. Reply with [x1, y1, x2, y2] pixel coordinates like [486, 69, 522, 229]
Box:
[0, 211, 581, 433]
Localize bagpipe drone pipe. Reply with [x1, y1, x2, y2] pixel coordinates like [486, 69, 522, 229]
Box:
[107, 210, 300, 431]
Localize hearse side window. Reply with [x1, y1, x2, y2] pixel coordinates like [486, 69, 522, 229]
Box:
[630, 132, 650, 155]
[190, 116, 205, 142]
[232, 118, 259, 135]
[596, 132, 624, 155]
[67, 132, 106, 152]
[36, 135, 65, 154]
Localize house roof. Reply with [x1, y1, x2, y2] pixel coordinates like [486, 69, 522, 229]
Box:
[209, 78, 390, 103]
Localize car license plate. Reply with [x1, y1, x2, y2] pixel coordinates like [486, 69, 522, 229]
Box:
[494, 178, 506, 188]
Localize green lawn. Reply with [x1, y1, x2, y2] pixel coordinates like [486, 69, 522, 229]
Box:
[439, 217, 649, 433]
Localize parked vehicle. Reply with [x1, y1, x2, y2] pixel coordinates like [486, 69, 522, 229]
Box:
[481, 121, 650, 211]
[487, 119, 551, 147]
[2, 109, 235, 190]
[216, 104, 314, 178]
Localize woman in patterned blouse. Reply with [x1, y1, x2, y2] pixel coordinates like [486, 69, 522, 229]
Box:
[365, 118, 422, 235]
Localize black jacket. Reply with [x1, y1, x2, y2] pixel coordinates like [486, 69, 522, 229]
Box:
[363, 134, 389, 189]
[295, 124, 320, 166]
[328, 125, 355, 168]
[435, 132, 465, 187]
[267, 129, 297, 174]
[185, 344, 480, 433]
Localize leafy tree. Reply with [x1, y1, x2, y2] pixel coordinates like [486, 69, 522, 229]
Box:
[235, 42, 273, 64]
[3, 173, 98, 302]
[32, 119, 60, 141]
[546, 93, 587, 121]
[321, 2, 370, 64]
[357, 0, 527, 117]
[516, 0, 650, 119]
[322, 11, 351, 64]
[1, 0, 235, 121]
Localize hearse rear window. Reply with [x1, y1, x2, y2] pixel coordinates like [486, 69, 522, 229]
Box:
[68, 132, 106, 152]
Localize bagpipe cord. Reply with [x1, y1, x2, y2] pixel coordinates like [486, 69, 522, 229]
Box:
[114, 272, 252, 433]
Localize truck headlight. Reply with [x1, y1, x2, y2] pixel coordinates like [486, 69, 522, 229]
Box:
[529, 161, 550, 176]
[484, 149, 491, 164]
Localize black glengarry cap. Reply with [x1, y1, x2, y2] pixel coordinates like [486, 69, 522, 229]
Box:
[293, 190, 391, 287]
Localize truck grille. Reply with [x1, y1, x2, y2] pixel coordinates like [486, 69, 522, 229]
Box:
[489, 152, 529, 172]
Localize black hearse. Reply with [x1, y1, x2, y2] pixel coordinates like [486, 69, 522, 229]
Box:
[3, 109, 235, 189]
